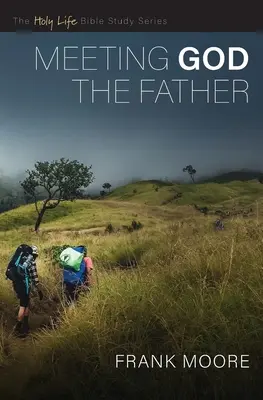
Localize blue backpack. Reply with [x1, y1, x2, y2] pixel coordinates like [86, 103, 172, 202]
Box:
[5, 244, 34, 294]
[62, 246, 87, 286]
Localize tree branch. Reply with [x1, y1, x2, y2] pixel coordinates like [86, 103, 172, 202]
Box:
[34, 199, 40, 215]
[46, 199, 62, 209]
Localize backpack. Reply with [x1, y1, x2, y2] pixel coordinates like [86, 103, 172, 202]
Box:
[215, 219, 224, 230]
[61, 246, 87, 286]
[59, 246, 84, 271]
[6, 244, 34, 289]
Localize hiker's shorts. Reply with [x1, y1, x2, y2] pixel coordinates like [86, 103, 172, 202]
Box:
[13, 281, 30, 308]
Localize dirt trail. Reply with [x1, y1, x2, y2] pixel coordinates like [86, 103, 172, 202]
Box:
[41, 227, 105, 235]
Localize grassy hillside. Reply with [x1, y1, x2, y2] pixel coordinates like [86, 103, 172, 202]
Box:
[108, 179, 263, 209]
[0, 180, 263, 398]
[0, 199, 193, 234]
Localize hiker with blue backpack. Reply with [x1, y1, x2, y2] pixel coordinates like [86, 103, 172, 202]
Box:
[215, 215, 225, 231]
[5, 244, 43, 337]
[59, 245, 93, 305]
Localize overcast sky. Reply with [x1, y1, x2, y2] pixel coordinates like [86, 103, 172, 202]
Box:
[0, 32, 262, 188]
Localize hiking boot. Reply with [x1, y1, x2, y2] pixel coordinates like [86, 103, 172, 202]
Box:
[13, 321, 26, 338]
[22, 317, 30, 336]
[22, 323, 30, 336]
[13, 330, 27, 339]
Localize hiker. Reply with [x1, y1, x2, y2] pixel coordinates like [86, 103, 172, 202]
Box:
[60, 245, 93, 305]
[215, 216, 224, 231]
[5, 244, 43, 337]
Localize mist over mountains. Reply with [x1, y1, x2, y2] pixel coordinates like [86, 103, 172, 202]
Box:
[0, 167, 263, 214]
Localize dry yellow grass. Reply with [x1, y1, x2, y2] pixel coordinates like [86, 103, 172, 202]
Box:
[0, 189, 263, 398]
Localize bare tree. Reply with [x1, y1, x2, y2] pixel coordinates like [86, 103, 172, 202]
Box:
[183, 165, 197, 183]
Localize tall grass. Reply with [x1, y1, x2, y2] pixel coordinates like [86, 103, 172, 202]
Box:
[0, 215, 263, 398]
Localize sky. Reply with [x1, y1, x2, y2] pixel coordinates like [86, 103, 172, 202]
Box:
[0, 32, 262, 189]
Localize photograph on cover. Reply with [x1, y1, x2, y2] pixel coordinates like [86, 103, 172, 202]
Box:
[0, 30, 262, 398]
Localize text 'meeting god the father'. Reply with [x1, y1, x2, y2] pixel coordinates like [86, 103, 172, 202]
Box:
[35, 46, 250, 104]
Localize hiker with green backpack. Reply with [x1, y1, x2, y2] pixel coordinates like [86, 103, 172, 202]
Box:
[59, 245, 93, 305]
[5, 244, 43, 337]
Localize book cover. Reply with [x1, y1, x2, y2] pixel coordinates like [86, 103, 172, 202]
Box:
[0, 6, 261, 399]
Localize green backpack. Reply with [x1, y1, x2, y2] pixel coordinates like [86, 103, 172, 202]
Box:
[59, 247, 84, 271]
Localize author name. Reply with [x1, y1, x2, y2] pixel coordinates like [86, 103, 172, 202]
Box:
[115, 354, 250, 369]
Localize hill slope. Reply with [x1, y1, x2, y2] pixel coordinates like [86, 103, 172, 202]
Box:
[1, 179, 263, 231]
[1, 179, 263, 233]
[0, 180, 263, 398]
[107, 179, 263, 208]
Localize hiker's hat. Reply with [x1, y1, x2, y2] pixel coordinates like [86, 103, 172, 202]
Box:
[31, 245, 38, 255]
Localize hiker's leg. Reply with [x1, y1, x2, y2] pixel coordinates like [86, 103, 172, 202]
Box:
[73, 285, 80, 302]
[14, 306, 26, 334]
[15, 289, 30, 336]
[24, 307, 29, 316]
[64, 283, 74, 305]
[65, 283, 80, 308]
[21, 293, 30, 335]
[22, 306, 30, 332]
[70, 284, 79, 303]
[64, 283, 70, 302]
[13, 282, 26, 334]
[17, 306, 26, 321]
